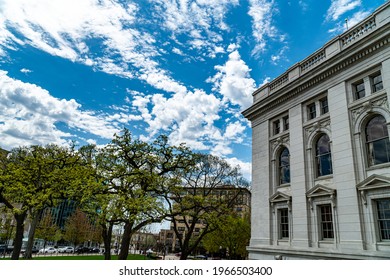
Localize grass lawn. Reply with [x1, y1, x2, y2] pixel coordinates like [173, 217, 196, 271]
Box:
[1, 254, 150, 260]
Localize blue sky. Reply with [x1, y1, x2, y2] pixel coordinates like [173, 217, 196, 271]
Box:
[0, 0, 386, 180]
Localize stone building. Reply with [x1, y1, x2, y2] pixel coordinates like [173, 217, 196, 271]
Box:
[242, 2, 390, 259]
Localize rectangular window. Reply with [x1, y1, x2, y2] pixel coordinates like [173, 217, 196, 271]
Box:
[354, 81, 365, 100]
[372, 73, 383, 93]
[307, 103, 316, 120]
[283, 116, 289, 131]
[279, 208, 289, 239]
[320, 97, 328, 115]
[377, 199, 390, 241]
[319, 204, 334, 239]
[273, 120, 280, 135]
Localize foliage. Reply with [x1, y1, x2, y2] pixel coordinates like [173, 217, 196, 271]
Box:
[165, 153, 250, 260]
[203, 214, 251, 259]
[63, 208, 94, 247]
[35, 211, 62, 246]
[0, 129, 250, 261]
[0, 144, 97, 259]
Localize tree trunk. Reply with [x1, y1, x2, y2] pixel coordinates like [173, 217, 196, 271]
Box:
[118, 222, 132, 260]
[11, 212, 27, 260]
[102, 222, 113, 260]
[24, 209, 42, 259]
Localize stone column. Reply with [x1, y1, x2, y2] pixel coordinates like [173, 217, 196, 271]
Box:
[289, 104, 310, 247]
[328, 81, 364, 251]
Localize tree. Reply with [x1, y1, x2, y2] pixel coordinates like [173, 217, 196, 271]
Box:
[203, 214, 250, 259]
[35, 211, 62, 251]
[165, 154, 249, 260]
[0, 144, 96, 259]
[93, 129, 196, 260]
[63, 208, 92, 248]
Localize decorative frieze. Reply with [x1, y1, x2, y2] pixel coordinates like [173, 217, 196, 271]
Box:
[270, 134, 290, 156]
[304, 118, 331, 140]
[351, 95, 389, 124]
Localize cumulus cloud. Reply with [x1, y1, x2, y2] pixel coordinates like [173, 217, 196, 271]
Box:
[224, 157, 252, 182]
[326, 0, 361, 21]
[0, 71, 119, 149]
[208, 49, 256, 109]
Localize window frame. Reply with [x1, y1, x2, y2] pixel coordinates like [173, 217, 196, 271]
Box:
[320, 97, 329, 115]
[278, 208, 289, 239]
[318, 204, 334, 240]
[365, 115, 390, 167]
[273, 119, 281, 135]
[278, 147, 290, 185]
[376, 199, 390, 241]
[307, 102, 316, 120]
[353, 80, 366, 100]
[283, 115, 289, 131]
[315, 134, 333, 177]
[371, 72, 384, 93]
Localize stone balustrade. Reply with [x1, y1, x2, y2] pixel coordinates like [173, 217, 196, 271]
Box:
[252, 4, 389, 104]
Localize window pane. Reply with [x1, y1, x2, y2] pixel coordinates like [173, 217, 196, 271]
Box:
[355, 81, 365, 99]
[320, 204, 334, 239]
[308, 103, 316, 120]
[283, 116, 289, 131]
[377, 200, 390, 240]
[279, 209, 289, 239]
[366, 116, 390, 166]
[317, 154, 333, 176]
[366, 116, 388, 141]
[372, 74, 383, 92]
[273, 120, 280, 135]
[279, 148, 290, 184]
[320, 98, 328, 114]
[316, 134, 333, 176]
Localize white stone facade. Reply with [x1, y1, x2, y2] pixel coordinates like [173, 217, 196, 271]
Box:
[243, 2, 390, 260]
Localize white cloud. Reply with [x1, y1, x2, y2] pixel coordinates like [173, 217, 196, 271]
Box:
[248, 0, 278, 55]
[328, 10, 370, 33]
[326, 0, 361, 21]
[0, 0, 187, 96]
[224, 156, 252, 181]
[20, 68, 32, 74]
[151, 0, 239, 56]
[208, 49, 256, 109]
[0, 71, 119, 149]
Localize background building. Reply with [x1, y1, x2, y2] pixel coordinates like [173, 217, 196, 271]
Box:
[161, 185, 251, 253]
[243, 2, 390, 260]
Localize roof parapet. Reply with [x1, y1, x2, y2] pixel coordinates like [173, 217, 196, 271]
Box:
[252, 2, 389, 104]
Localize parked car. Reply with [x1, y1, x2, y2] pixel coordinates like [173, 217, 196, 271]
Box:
[58, 246, 74, 253]
[88, 247, 100, 253]
[75, 246, 90, 254]
[38, 247, 57, 254]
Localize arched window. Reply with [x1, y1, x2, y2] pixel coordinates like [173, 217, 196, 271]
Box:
[366, 115, 390, 166]
[279, 148, 290, 184]
[315, 134, 333, 177]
